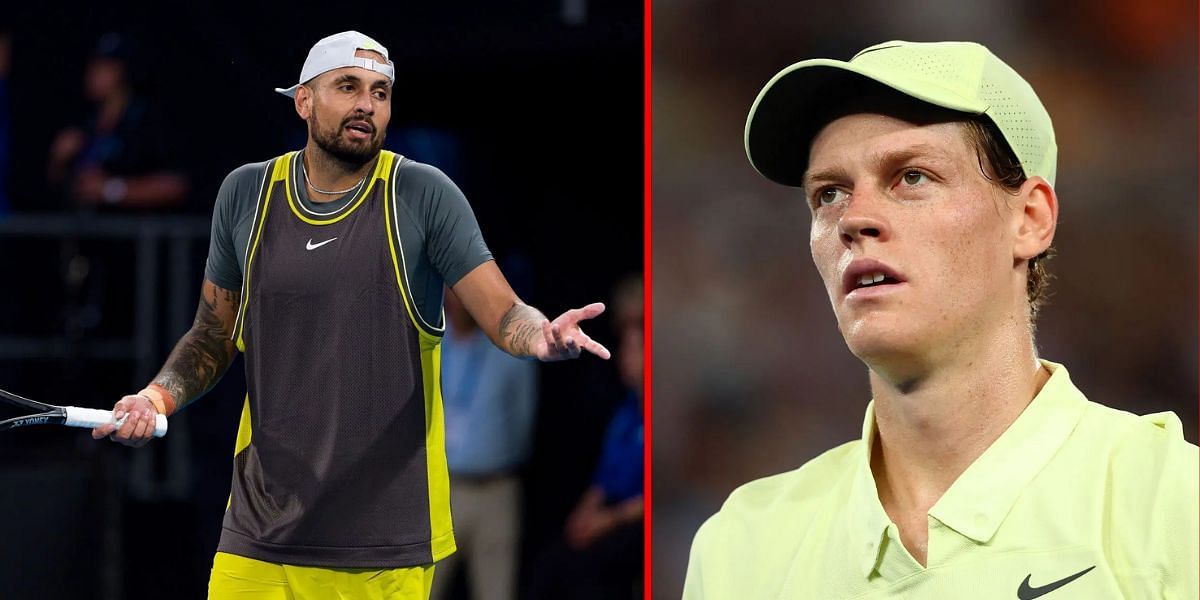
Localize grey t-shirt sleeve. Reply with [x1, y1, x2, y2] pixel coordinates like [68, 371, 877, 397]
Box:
[398, 160, 492, 286]
[204, 162, 270, 291]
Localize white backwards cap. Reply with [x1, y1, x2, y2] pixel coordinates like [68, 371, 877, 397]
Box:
[275, 31, 395, 98]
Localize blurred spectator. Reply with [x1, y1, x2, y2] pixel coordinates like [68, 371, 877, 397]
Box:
[42, 33, 194, 346]
[46, 32, 188, 210]
[528, 274, 644, 600]
[431, 286, 538, 600]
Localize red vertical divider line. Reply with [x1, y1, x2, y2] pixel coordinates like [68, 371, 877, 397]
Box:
[643, 0, 654, 596]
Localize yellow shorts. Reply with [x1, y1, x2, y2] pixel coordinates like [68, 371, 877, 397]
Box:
[208, 551, 435, 600]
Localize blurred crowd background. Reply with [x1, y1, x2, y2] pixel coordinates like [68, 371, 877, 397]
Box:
[652, 0, 1197, 598]
[0, 2, 642, 599]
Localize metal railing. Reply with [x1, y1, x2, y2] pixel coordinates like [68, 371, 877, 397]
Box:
[0, 213, 211, 600]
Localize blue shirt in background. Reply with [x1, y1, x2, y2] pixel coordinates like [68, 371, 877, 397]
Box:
[441, 328, 538, 476]
[592, 391, 644, 504]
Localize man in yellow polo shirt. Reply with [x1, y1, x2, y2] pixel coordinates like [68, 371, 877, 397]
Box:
[684, 41, 1198, 599]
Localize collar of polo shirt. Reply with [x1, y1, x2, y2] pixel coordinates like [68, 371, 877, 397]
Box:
[845, 360, 1089, 578]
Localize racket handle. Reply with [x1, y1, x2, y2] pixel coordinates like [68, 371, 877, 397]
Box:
[64, 406, 169, 438]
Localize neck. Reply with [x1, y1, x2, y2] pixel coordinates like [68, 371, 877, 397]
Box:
[867, 315, 1047, 516]
[302, 144, 376, 201]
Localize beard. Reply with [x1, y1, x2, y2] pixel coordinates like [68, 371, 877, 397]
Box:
[308, 106, 386, 169]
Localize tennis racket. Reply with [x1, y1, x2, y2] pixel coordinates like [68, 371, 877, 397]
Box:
[0, 386, 168, 437]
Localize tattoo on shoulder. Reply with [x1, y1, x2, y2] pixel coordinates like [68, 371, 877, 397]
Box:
[499, 302, 545, 357]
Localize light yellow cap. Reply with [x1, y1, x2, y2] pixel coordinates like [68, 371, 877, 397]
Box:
[745, 40, 1057, 187]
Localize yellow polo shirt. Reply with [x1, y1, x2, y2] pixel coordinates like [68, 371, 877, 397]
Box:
[684, 361, 1198, 599]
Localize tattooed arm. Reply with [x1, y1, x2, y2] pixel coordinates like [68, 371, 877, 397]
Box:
[452, 261, 611, 361]
[497, 301, 549, 357]
[93, 279, 240, 446]
[151, 279, 241, 407]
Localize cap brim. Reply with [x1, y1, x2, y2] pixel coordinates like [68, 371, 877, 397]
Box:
[744, 59, 988, 187]
[275, 84, 300, 98]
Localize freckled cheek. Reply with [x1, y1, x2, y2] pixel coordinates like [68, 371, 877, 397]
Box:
[809, 221, 841, 291]
[925, 215, 999, 306]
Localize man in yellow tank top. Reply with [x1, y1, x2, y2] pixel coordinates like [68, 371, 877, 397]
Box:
[90, 31, 614, 600]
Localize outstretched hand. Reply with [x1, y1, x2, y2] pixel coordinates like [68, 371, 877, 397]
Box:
[536, 303, 611, 362]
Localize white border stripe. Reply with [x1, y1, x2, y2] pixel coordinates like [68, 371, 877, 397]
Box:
[390, 157, 445, 334]
[231, 162, 272, 340]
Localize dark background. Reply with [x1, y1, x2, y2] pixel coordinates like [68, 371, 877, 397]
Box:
[652, 0, 1198, 598]
[0, 2, 641, 599]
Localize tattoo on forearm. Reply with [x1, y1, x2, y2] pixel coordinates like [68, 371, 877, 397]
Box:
[498, 302, 546, 357]
[152, 286, 239, 409]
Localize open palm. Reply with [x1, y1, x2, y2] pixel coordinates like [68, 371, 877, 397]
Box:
[536, 303, 611, 361]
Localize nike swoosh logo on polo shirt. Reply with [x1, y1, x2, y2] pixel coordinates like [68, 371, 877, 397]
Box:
[306, 237, 338, 250]
[1017, 565, 1095, 599]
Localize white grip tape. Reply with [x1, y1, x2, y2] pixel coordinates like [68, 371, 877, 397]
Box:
[64, 406, 169, 438]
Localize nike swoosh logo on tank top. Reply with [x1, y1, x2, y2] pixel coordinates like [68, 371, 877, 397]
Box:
[305, 237, 338, 250]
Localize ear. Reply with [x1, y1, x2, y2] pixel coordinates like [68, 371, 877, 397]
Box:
[1012, 176, 1057, 261]
[294, 85, 312, 120]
